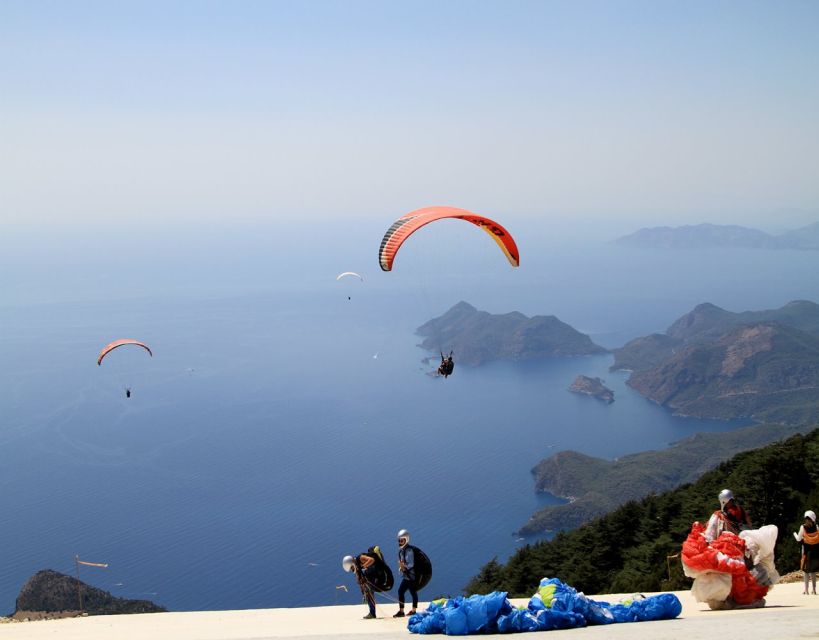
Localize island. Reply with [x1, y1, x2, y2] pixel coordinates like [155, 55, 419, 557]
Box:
[568, 375, 614, 403]
[417, 301, 607, 366]
[614, 221, 819, 250]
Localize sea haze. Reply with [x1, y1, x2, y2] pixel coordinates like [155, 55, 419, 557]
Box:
[1, 222, 818, 612]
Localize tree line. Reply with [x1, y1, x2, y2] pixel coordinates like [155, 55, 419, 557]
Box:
[466, 426, 819, 597]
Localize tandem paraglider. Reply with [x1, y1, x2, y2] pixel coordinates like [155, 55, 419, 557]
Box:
[437, 352, 454, 378]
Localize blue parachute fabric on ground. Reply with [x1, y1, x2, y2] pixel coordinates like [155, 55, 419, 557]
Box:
[497, 606, 585, 632]
[408, 593, 512, 635]
[408, 578, 682, 634]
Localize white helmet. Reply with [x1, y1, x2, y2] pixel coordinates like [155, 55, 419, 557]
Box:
[397, 529, 410, 547]
[718, 489, 734, 508]
[805, 511, 817, 523]
[342, 555, 356, 573]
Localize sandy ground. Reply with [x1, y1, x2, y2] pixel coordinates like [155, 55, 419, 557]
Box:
[1, 581, 818, 639]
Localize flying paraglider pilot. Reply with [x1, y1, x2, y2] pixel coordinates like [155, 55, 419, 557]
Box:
[438, 351, 454, 378]
[705, 489, 752, 542]
[125, 388, 131, 399]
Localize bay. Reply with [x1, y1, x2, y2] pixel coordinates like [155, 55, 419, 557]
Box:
[1, 230, 818, 612]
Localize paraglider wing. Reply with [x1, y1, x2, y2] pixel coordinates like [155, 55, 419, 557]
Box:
[378, 206, 520, 272]
[97, 339, 153, 366]
[336, 271, 364, 282]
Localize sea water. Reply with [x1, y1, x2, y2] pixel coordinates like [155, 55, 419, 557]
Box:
[1, 225, 817, 611]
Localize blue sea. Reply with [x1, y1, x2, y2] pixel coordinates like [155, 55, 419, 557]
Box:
[2, 220, 818, 612]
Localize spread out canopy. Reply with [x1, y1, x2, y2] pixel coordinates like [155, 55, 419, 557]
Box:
[408, 577, 681, 635]
[378, 206, 520, 272]
[97, 339, 153, 366]
[336, 272, 364, 281]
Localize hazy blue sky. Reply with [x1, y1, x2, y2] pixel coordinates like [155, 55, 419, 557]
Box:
[2, 0, 818, 231]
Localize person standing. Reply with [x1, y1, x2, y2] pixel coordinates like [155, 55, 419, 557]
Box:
[394, 529, 432, 618]
[794, 510, 819, 595]
[705, 489, 752, 542]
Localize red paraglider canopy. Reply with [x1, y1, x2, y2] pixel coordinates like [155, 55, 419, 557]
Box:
[97, 339, 153, 366]
[378, 206, 520, 272]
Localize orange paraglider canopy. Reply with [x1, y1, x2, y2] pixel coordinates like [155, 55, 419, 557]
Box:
[378, 206, 520, 272]
[97, 339, 153, 366]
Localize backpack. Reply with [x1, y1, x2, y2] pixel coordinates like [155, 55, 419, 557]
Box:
[365, 546, 394, 592]
[407, 545, 432, 590]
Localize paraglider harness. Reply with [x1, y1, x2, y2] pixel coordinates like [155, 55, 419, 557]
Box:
[356, 546, 394, 594]
[438, 351, 454, 378]
[714, 502, 751, 536]
[400, 544, 433, 590]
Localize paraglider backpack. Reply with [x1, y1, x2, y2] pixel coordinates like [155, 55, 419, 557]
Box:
[407, 545, 433, 590]
[366, 546, 394, 592]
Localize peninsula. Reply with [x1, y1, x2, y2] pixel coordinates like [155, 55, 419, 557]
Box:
[611, 300, 819, 423]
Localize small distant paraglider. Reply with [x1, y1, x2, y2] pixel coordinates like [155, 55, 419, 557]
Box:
[97, 339, 153, 398]
[336, 271, 364, 300]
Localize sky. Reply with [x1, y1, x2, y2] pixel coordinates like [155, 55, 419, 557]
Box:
[1, 0, 818, 233]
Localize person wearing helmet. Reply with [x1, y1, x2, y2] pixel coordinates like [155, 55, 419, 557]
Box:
[342, 552, 378, 619]
[793, 510, 818, 595]
[704, 489, 752, 542]
[437, 351, 454, 378]
[394, 529, 419, 617]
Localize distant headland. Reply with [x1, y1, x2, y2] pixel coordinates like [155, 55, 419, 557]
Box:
[520, 299, 819, 534]
[612, 300, 819, 424]
[10, 570, 166, 620]
[614, 221, 819, 250]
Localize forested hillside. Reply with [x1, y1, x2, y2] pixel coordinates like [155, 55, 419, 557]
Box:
[467, 428, 819, 597]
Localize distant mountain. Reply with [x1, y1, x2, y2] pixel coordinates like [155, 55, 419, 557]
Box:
[416, 302, 606, 366]
[612, 300, 819, 423]
[614, 222, 819, 250]
[14, 570, 166, 617]
[777, 221, 819, 250]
